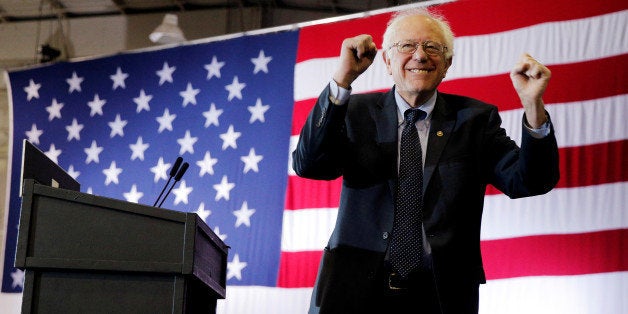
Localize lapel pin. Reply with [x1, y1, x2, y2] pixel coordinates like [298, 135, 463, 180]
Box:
[437, 131, 444, 137]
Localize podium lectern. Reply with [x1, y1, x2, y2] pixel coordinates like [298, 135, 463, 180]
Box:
[15, 179, 228, 313]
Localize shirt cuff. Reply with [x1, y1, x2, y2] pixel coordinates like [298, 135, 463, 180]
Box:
[328, 79, 351, 105]
[524, 116, 551, 139]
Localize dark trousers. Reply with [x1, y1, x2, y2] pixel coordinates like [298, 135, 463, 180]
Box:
[317, 263, 443, 314]
[314, 247, 479, 314]
[371, 265, 443, 314]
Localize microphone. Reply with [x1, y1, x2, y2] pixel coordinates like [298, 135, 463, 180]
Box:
[157, 162, 189, 208]
[153, 157, 183, 207]
[174, 162, 189, 181]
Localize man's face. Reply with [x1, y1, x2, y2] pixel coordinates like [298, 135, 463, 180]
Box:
[383, 15, 452, 105]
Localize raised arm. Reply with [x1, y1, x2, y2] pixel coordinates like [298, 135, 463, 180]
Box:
[510, 53, 552, 128]
[332, 34, 379, 89]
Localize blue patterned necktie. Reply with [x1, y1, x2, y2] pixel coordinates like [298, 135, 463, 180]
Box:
[390, 108, 426, 278]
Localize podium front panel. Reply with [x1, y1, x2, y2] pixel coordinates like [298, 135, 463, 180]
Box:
[15, 180, 228, 300]
[17, 181, 189, 273]
[21, 270, 217, 314]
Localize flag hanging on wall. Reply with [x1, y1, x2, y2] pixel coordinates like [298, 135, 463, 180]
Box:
[3, 0, 627, 313]
[3, 28, 299, 290]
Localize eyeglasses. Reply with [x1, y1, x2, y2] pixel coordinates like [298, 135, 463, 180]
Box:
[389, 41, 448, 56]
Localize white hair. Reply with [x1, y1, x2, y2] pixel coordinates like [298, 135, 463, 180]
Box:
[382, 7, 455, 59]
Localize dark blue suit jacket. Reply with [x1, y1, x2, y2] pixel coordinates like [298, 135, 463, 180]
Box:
[292, 86, 560, 314]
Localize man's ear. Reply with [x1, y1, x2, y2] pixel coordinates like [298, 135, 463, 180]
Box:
[383, 51, 393, 75]
[443, 56, 453, 78]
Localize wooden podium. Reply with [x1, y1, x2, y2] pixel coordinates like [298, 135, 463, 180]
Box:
[15, 179, 228, 313]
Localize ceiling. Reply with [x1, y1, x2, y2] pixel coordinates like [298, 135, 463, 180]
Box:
[0, 0, 430, 75]
[0, 0, 410, 25]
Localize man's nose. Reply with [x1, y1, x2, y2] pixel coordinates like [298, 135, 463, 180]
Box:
[412, 47, 428, 61]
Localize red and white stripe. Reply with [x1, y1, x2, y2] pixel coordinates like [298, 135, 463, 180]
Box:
[218, 0, 627, 313]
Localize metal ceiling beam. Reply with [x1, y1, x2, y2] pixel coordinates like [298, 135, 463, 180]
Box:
[110, 0, 129, 14]
[46, 0, 68, 18]
[0, 0, 401, 23]
[0, 6, 8, 23]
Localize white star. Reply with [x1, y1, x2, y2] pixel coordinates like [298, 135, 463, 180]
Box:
[24, 79, 41, 101]
[129, 136, 149, 161]
[227, 254, 247, 281]
[197, 151, 218, 177]
[177, 130, 198, 155]
[202, 103, 223, 127]
[133, 89, 153, 113]
[67, 165, 80, 180]
[84, 140, 103, 164]
[66, 71, 84, 93]
[123, 184, 144, 203]
[213, 226, 227, 242]
[225, 76, 246, 101]
[87, 94, 107, 116]
[180, 82, 200, 107]
[46, 98, 64, 121]
[156, 108, 176, 133]
[195, 202, 211, 222]
[156, 62, 176, 85]
[219, 125, 241, 150]
[213, 175, 235, 201]
[65, 118, 84, 141]
[44, 144, 62, 164]
[248, 98, 270, 123]
[108, 114, 127, 138]
[241, 148, 263, 173]
[25, 124, 43, 144]
[110, 67, 129, 90]
[233, 201, 256, 228]
[10, 269, 24, 289]
[150, 157, 170, 183]
[103, 161, 123, 185]
[172, 180, 193, 205]
[251, 50, 272, 74]
[204, 56, 225, 80]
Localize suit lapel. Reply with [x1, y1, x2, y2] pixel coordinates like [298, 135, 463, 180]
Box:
[374, 90, 399, 143]
[375, 90, 400, 197]
[423, 94, 455, 193]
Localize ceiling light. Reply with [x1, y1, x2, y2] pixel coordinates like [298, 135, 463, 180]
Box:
[149, 14, 186, 44]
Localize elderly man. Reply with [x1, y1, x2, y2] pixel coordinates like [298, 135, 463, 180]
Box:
[292, 7, 559, 314]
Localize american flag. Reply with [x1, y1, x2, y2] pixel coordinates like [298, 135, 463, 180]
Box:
[3, 0, 627, 313]
[4, 29, 298, 291]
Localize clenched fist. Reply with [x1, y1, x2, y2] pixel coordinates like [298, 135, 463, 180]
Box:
[333, 34, 378, 89]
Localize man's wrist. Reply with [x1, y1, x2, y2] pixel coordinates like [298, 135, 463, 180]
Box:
[524, 114, 551, 138]
[332, 74, 352, 89]
[329, 80, 351, 105]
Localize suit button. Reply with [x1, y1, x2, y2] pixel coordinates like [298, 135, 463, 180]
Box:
[382, 232, 389, 239]
[367, 271, 375, 279]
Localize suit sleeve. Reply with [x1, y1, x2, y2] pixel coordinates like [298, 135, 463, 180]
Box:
[488, 108, 560, 198]
[292, 85, 349, 180]
[517, 112, 560, 194]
